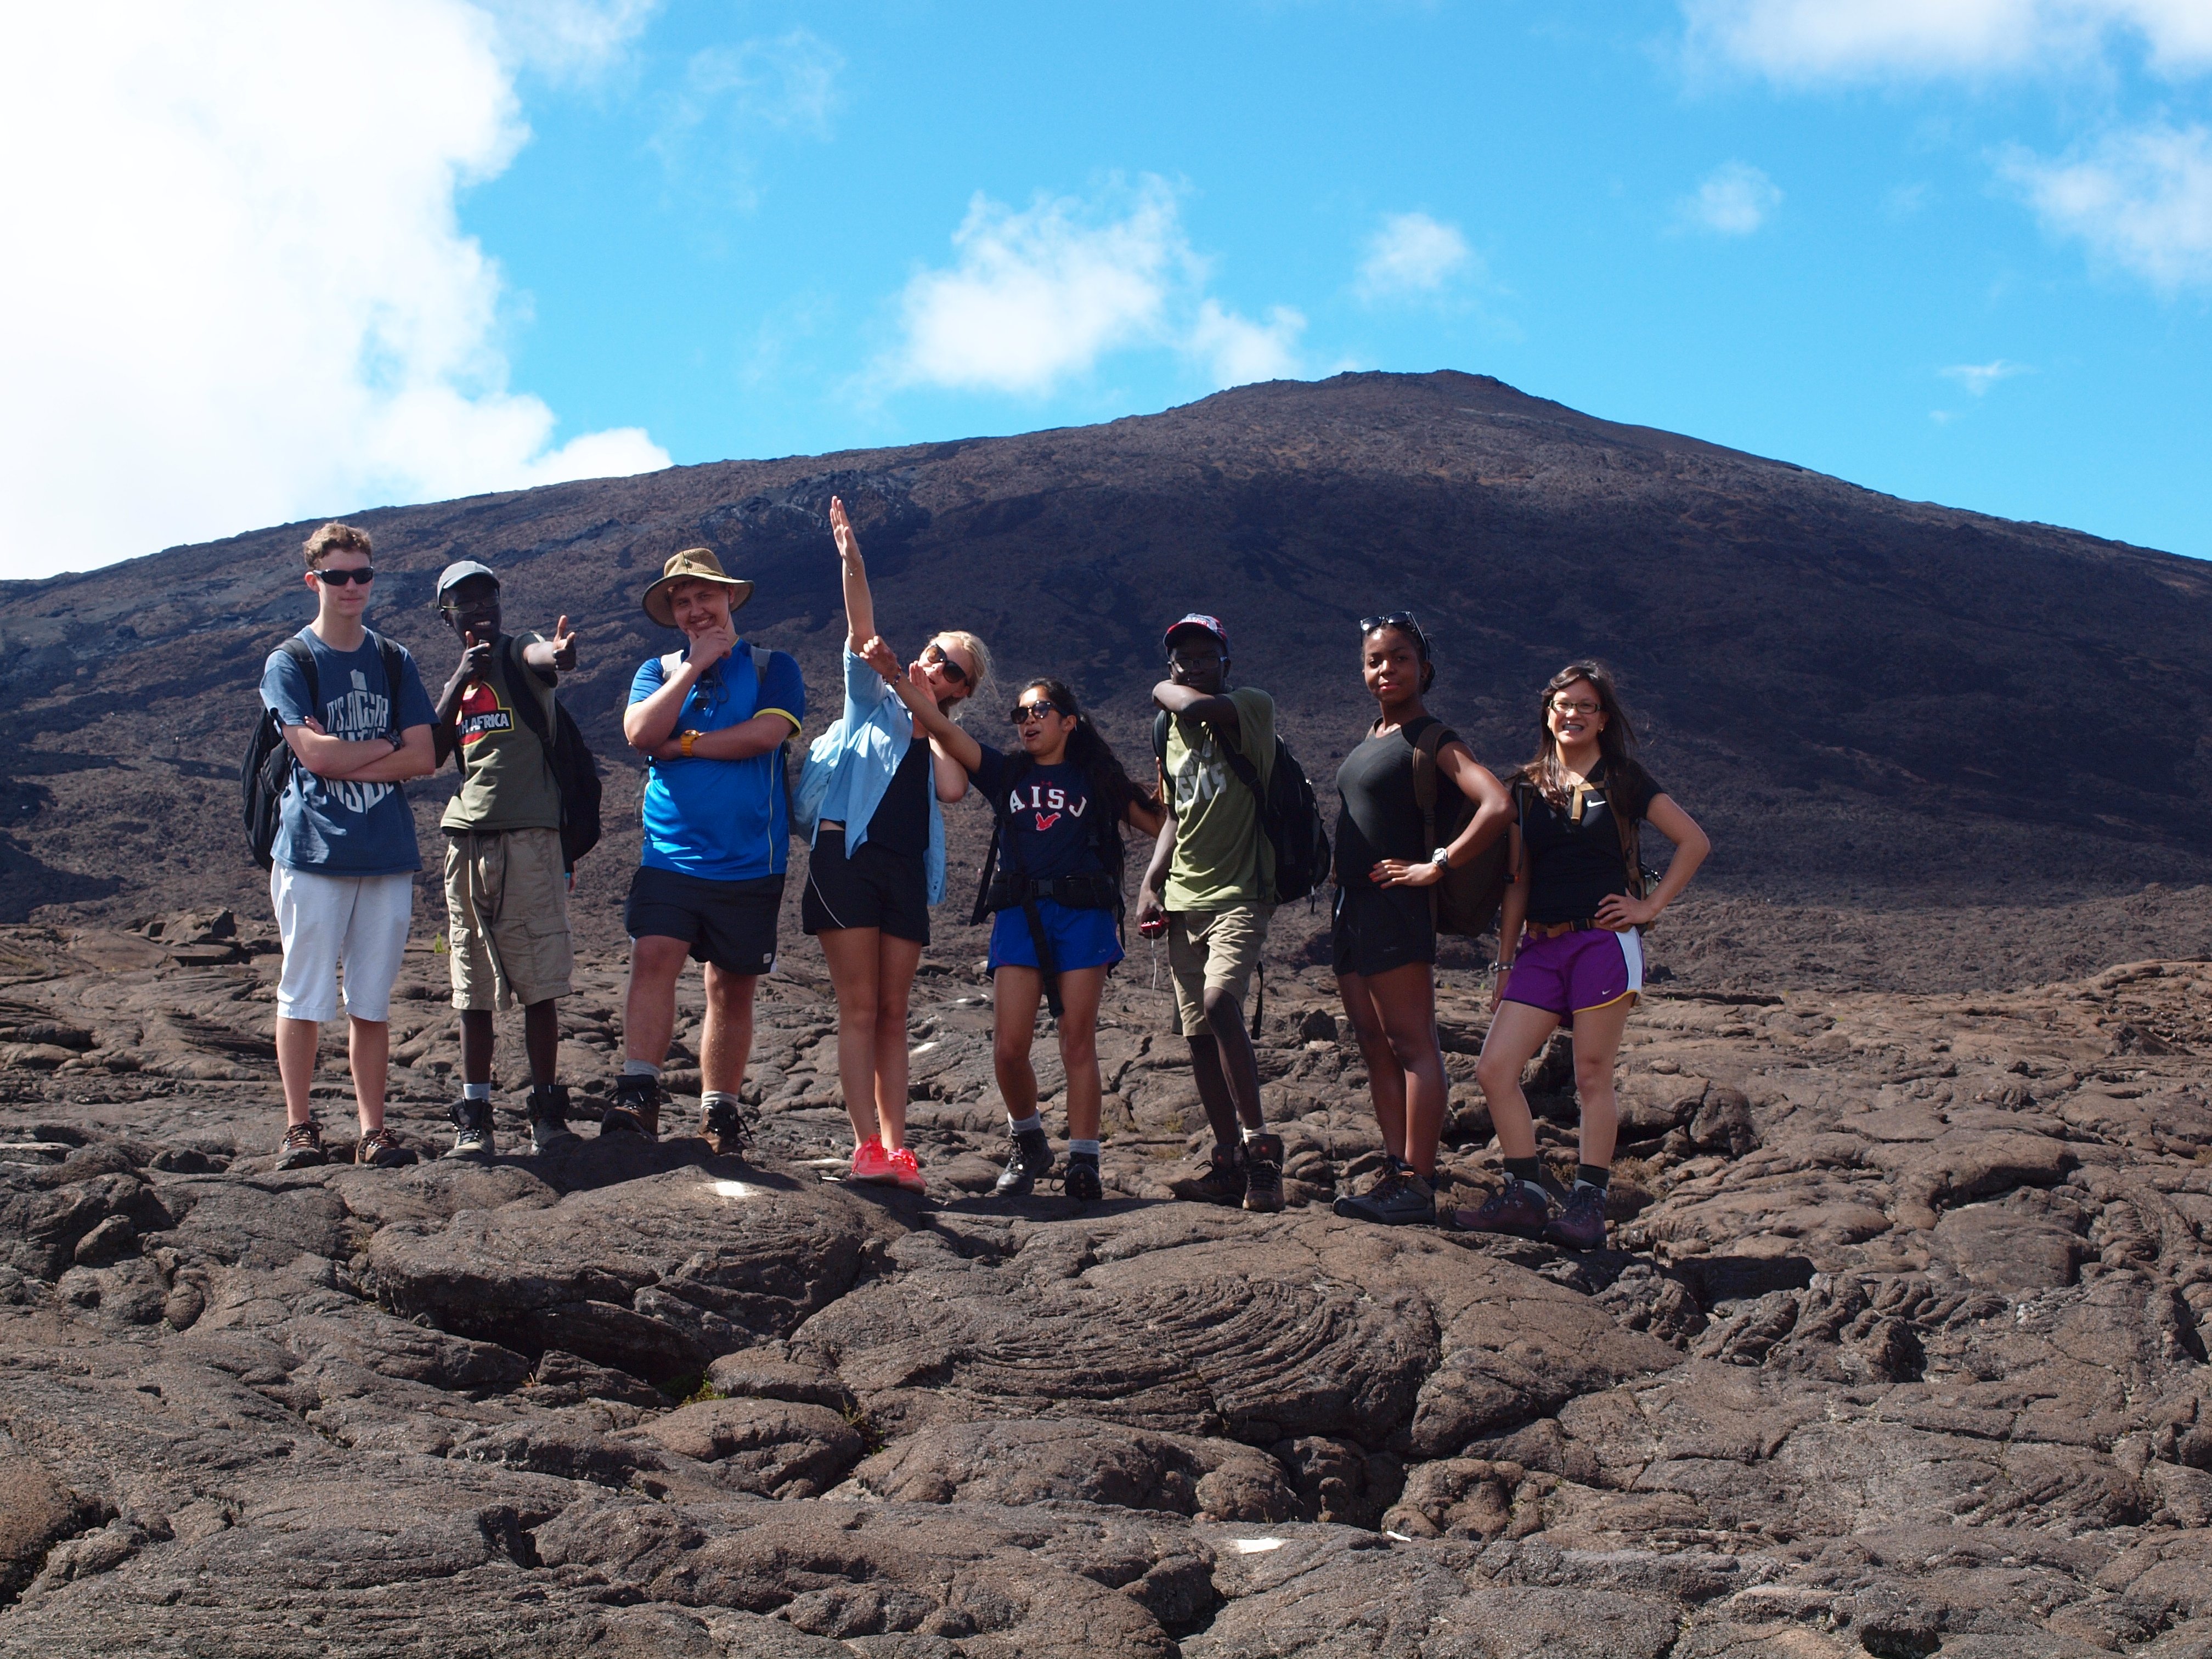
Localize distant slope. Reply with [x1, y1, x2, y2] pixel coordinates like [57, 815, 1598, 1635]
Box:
[1, 369, 2205, 933]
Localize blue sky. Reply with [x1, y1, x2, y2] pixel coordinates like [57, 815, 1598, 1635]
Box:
[3, 1, 2207, 575]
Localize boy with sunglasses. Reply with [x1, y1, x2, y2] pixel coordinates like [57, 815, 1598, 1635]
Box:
[1134, 613, 1283, 1211]
[259, 521, 437, 1171]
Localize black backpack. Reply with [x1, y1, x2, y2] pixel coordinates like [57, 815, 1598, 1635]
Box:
[242, 631, 405, 870]
[503, 636, 603, 872]
[1152, 707, 1330, 905]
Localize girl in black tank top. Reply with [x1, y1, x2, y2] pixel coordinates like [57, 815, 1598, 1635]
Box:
[1329, 617, 1511, 1227]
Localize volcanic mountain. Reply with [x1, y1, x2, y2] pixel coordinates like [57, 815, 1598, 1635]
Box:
[1, 369, 2205, 984]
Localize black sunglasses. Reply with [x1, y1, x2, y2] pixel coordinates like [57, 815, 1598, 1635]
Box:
[314, 567, 375, 586]
[1360, 611, 1428, 652]
[921, 644, 970, 687]
[1011, 699, 1064, 724]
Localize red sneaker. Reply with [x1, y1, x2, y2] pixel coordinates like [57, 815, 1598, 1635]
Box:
[887, 1146, 926, 1194]
[849, 1138, 895, 1183]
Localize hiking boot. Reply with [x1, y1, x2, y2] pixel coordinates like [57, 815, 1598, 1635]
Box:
[1063, 1152, 1102, 1207]
[992, 1128, 1055, 1198]
[600, 1075, 660, 1139]
[1242, 1133, 1285, 1214]
[355, 1126, 416, 1168]
[526, 1084, 578, 1154]
[849, 1136, 895, 1183]
[1332, 1159, 1436, 1226]
[700, 1098, 751, 1159]
[274, 1120, 326, 1170]
[1189, 1140, 1246, 1206]
[443, 1097, 494, 1160]
[1541, 1183, 1610, 1252]
[1452, 1177, 1553, 1239]
[887, 1146, 927, 1195]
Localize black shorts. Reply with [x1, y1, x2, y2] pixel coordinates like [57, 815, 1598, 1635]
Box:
[1331, 883, 1436, 979]
[802, 827, 930, 944]
[624, 866, 783, 975]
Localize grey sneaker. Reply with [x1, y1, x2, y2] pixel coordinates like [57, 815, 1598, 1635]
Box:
[443, 1097, 494, 1160]
[1332, 1159, 1436, 1226]
[274, 1120, 325, 1170]
[526, 1084, 578, 1154]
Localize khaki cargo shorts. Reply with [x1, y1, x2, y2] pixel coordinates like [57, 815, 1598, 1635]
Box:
[1166, 903, 1274, 1037]
[444, 826, 574, 1011]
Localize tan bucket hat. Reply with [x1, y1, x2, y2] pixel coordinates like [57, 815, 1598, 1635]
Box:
[641, 548, 754, 628]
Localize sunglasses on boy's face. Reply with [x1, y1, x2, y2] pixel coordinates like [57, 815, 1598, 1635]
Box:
[920, 644, 970, 687]
[314, 567, 375, 586]
[1011, 700, 1063, 725]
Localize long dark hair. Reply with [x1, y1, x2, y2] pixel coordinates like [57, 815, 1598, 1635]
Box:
[1007, 678, 1156, 878]
[1522, 661, 1638, 809]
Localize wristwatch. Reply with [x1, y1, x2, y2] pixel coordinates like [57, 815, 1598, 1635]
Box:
[679, 730, 698, 759]
[387, 733, 405, 752]
[1430, 846, 1452, 873]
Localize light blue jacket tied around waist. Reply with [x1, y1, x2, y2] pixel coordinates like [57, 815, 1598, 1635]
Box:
[793, 646, 947, 906]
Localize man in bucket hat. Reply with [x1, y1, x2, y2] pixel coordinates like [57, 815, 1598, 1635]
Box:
[427, 558, 582, 1160]
[608, 548, 804, 1153]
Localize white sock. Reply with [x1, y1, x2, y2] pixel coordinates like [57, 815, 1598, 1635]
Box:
[462, 1082, 492, 1102]
[1069, 1138, 1101, 1159]
[703, 1091, 742, 1111]
[1007, 1113, 1043, 1136]
[622, 1060, 662, 1079]
[1241, 1124, 1267, 1143]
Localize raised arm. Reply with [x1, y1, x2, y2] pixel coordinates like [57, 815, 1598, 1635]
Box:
[832, 497, 875, 650]
[1595, 794, 1709, 932]
[521, 615, 578, 675]
[624, 624, 732, 752]
[862, 635, 983, 774]
[1152, 679, 1240, 744]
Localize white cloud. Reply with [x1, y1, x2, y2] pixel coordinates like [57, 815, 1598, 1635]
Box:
[2001, 123, 2212, 288]
[1356, 212, 1475, 300]
[0, 2, 668, 579]
[1684, 0, 2212, 81]
[658, 27, 844, 151]
[1940, 358, 2034, 393]
[883, 177, 1302, 396]
[1679, 162, 1784, 234]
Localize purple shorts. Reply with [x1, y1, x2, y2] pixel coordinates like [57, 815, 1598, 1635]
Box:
[1500, 927, 1643, 1020]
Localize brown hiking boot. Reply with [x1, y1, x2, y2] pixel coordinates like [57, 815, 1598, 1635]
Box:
[601, 1075, 661, 1139]
[354, 1126, 417, 1168]
[699, 1097, 749, 1158]
[274, 1120, 325, 1170]
[1242, 1134, 1285, 1214]
[1189, 1140, 1246, 1206]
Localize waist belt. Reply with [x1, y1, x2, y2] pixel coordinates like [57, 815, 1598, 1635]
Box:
[984, 871, 1121, 913]
[1523, 918, 1606, 939]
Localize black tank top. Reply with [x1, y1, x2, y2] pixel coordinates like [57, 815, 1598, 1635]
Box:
[1334, 715, 1460, 889]
[865, 737, 932, 857]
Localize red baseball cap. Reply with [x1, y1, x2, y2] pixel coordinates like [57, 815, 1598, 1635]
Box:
[1164, 613, 1229, 654]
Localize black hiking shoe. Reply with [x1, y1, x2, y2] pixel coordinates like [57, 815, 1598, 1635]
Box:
[1242, 1134, 1285, 1214]
[1541, 1183, 1610, 1252]
[1453, 1177, 1553, 1239]
[1332, 1158, 1436, 1226]
[601, 1075, 660, 1139]
[526, 1084, 577, 1154]
[443, 1098, 494, 1160]
[1063, 1152, 1102, 1208]
[1189, 1140, 1246, 1205]
[699, 1098, 750, 1159]
[274, 1120, 325, 1170]
[993, 1128, 1055, 1198]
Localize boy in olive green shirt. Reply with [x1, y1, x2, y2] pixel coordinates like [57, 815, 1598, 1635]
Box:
[1133, 614, 1282, 1212]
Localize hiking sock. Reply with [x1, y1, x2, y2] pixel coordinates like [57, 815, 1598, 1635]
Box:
[703, 1091, 743, 1114]
[1504, 1156, 1543, 1186]
[1575, 1163, 1611, 1191]
[622, 1060, 662, 1080]
[1240, 1124, 1267, 1143]
[1007, 1113, 1044, 1137]
[1069, 1139, 1102, 1160]
[462, 1082, 493, 1103]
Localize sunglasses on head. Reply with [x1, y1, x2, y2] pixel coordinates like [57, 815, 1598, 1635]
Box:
[1011, 699, 1064, 725]
[315, 566, 375, 586]
[921, 644, 970, 687]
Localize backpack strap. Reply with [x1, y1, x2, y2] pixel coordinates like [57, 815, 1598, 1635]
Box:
[1597, 760, 1645, 899]
[363, 629, 407, 740]
[505, 634, 553, 747]
[278, 636, 320, 724]
[1410, 722, 1446, 926]
[1153, 709, 1171, 799]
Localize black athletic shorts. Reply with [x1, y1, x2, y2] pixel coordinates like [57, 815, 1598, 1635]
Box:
[1331, 883, 1436, 979]
[624, 866, 783, 974]
[802, 826, 930, 944]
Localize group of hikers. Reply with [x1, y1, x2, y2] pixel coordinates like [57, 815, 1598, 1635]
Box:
[255, 504, 1708, 1250]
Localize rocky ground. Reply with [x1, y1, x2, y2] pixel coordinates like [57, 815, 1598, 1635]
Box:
[3, 909, 2212, 1657]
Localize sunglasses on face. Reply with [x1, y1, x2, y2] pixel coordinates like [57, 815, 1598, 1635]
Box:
[921, 644, 970, 688]
[314, 567, 375, 586]
[1011, 700, 1064, 725]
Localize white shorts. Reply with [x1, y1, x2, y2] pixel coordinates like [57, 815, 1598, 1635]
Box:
[270, 865, 415, 1023]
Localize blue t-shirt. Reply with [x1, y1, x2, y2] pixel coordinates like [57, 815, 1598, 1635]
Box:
[970, 744, 1109, 880]
[259, 628, 436, 877]
[629, 645, 806, 882]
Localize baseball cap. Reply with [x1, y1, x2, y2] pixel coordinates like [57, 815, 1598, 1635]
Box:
[1163, 613, 1229, 654]
[435, 560, 500, 601]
